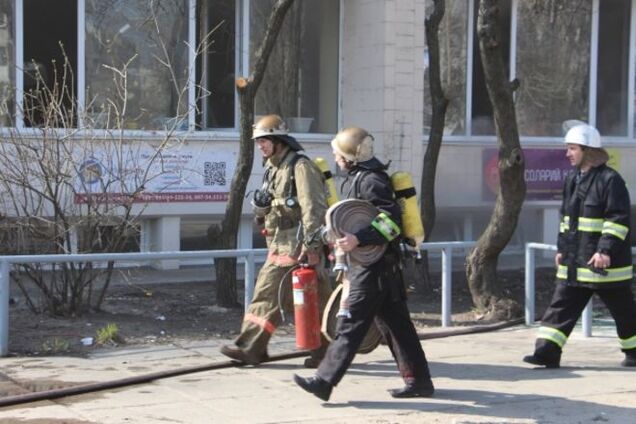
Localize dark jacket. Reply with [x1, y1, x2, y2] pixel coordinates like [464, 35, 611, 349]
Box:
[342, 157, 404, 301]
[556, 164, 633, 289]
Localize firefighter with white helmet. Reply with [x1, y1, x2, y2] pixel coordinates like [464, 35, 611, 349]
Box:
[220, 114, 332, 368]
[294, 127, 435, 401]
[523, 123, 636, 368]
[564, 122, 602, 148]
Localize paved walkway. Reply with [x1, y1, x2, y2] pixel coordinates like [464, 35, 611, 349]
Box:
[0, 324, 634, 423]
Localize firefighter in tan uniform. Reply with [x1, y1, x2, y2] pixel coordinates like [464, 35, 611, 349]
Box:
[221, 115, 332, 368]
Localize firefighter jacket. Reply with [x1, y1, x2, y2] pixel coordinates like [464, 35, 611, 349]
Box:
[342, 157, 406, 303]
[556, 164, 633, 289]
[261, 147, 327, 266]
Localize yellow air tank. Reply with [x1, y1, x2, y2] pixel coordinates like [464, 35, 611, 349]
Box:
[314, 157, 339, 207]
[390, 171, 425, 248]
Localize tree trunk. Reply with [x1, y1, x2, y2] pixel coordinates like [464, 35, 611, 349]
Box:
[465, 0, 526, 320]
[421, 0, 448, 242]
[414, 0, 448, 292]
[212, 0, 296, 308]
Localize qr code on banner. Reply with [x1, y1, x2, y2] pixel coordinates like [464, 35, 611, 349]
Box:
[204, 161, 227, 186]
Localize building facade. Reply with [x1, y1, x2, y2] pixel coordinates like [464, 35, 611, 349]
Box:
[0, 0, 634, 267]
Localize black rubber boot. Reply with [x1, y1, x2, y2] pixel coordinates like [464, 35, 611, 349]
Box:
[220, 345, 263, 366]
[304, 339, 328, 368]
[303, 356, 321, 368]
[293, 374, 332, 401]
[621, 350, 636, 367]
[522, 353, 560, 369]
[388, 382, 435, 398]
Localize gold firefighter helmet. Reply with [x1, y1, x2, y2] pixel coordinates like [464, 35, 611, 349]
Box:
[331, 127, 374, 163]
[252, 114, 304, 151]
[252, 114, 289, 139]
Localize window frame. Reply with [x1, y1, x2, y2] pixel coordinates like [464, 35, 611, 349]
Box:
[429, 0, 636, 146]
[5, 0, 341, 138]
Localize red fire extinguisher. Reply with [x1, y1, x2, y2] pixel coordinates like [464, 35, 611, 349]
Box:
[292, 266, 321, 350]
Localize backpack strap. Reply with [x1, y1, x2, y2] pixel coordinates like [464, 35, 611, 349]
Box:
[285, 152, 308, 205]
[348, 169, 392, 200]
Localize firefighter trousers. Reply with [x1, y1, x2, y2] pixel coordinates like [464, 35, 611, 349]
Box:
[535, 282, 636, 356]
[316, 259, 432, 387]
[234, 259, 332, 359]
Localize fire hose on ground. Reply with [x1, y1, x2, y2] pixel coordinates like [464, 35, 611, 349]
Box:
[0, 318, 525, 408]
[0, 200, 525, 407]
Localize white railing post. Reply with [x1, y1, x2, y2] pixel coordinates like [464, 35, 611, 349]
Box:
[0, 260, 10, 356]
[582, 300, 593, 337]
[441, 247, 452, 327]
[525, 244, 535, 326]
[244, 251, 255, 312]
[419, 241, 476, 328]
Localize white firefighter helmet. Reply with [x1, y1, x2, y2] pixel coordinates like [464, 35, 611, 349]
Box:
[564, 124, 602, 149]
[331, 127, 374, 163]
[252, 114, 289, 139]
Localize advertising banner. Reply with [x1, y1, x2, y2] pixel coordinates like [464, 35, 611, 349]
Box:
[75, 143, 237, 203]
[482, 148, 621, 201]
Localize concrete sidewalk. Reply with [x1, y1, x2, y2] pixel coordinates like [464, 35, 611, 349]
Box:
[0, 325, 634, 423]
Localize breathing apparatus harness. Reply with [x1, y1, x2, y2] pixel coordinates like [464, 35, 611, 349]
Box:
[253, 149, 304, 212]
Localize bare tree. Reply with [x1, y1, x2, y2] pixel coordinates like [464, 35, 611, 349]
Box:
[0, 2, 210, 316]
[412, 0, 448, 290]
[1, 59, 160, 316]
[465, 0, 525, 320]
[421, 0, 448, 242]
[209, 0, 296, 307]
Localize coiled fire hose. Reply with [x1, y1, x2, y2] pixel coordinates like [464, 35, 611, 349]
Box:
[325, 199, 386, 267]
[321, 199, 387, 352]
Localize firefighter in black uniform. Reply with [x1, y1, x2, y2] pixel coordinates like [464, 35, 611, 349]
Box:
[523, 123, 636, 368]
[293, 127, 434, 401]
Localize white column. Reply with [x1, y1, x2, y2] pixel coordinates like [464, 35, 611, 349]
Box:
[236, 216, 253, 266]
[148, 217, 181, 269]
[238, 216, 253, 250]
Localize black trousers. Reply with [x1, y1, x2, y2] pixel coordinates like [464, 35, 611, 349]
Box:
[316, 259, 432, 387]
[536, 282, 636, 355]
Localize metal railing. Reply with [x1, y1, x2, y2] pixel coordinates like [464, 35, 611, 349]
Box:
[0, 249, 267, 356]
[0, 240, 478, 356]
[419, 241, 476, 327]
[523, 243, 594, 333]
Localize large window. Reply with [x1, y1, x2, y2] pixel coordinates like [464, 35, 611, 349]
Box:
[197, 0, 236, 129]
[424, 0, 510, 137]
[23, 0, 77, 128]
[85, 0, 189, 131]
[427, 0, 636, 140]
[423, 0, 468, 136]
[597, 0, 630, 136]
[0, 1, 14, 127]
[6, 0, 341, 133]
[470, 0, 511, 135]
[250, 0, 339, 134]
[515, 1, 592, 136]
